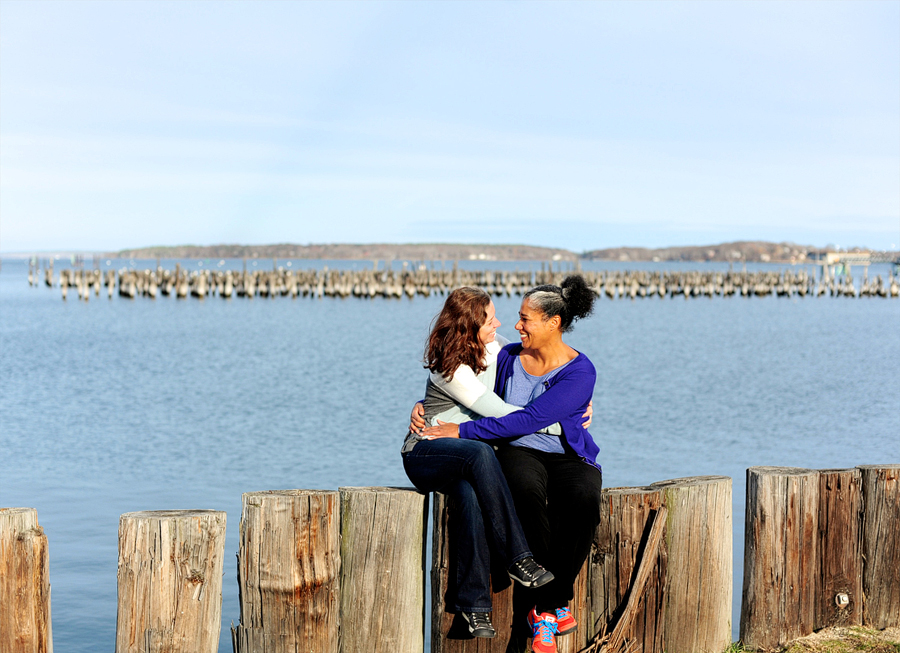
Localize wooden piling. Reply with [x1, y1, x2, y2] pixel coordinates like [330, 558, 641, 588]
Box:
[587, 505, 669, 653]
[562, 555, 591, 653]
[651, 476, 732, 653]
[589, 487, 666, 653]
[430, 491, 599, 653]
[339, 487, 429, 653]
[431, 477, 728, 653]
[50, 264, 897, 304]
[741, 467, 820, 650]
[21, 466, 889, 652]
[0, 507, 53, 653]
[740, 464, 899, 647]
[116, 510, 226, 653]
[859, 464, 900, 628]
[430, 490, 519, 653]
[815, 468, 863, 629]
[232, 490, 340, 653]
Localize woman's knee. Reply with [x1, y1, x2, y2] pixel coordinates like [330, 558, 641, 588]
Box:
[573, 485, 603, 509]
[553, 484, 603, 524]
[465, 440, 501, 470]
[504, 470, 548, 510]
[497, 448, 547, 493]
[467, 439, 495, 456]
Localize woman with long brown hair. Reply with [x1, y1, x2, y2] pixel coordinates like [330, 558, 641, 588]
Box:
[401, 287, 555, 639]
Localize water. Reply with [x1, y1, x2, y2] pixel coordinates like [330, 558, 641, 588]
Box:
[1, 258, 898, 651]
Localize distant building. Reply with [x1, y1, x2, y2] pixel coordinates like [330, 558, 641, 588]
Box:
[824, 251, 872, 265]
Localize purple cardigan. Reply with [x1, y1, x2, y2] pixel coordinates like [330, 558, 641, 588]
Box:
[458, 343, 601, 468]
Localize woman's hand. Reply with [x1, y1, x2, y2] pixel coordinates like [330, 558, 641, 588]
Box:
[409, 402, 426, 433]
[582, 400, 593, 428]
[421, 420, 460, 439]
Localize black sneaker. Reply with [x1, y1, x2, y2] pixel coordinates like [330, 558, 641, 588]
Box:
[508, 557, 555, 588]
[461, 611, 497, 638]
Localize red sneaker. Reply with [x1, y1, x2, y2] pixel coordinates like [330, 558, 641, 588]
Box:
[527, 609, 558, 653]
[555, 606, 577, 636]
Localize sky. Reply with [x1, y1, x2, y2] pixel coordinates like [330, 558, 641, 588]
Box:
[1, 0, 898, 254]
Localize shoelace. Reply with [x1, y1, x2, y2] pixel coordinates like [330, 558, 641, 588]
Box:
[556, 606, 572, 620]
[470, 613, 492, 629]
[514, 557, 541, 577]
[534, 616, 559, 643]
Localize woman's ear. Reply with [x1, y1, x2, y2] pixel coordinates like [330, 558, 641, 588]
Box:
[548, 314, 562, 331]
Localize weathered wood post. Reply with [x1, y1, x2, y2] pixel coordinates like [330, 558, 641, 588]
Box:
[741, 464, 899, 648]
[339, 487, 429, 653]
[116, 510, 226, 653]
[430, 490, 516, 653]
[432, 485, 672, 653]
[815, 468, 863, 629]
[652, 475, 732, 653]
[588, 486, 667, 653]
[560, 551, 590, 653]
[232, 490, 340, 653]
[431, 486, 602, 653]
[430, 492, 495, 652]
[432, 490, 591, 653]
[432, 477, 731, 653]
[859, 464, 900, 628]
[0, 508, 53, 653]
[741, 467, 819, 650]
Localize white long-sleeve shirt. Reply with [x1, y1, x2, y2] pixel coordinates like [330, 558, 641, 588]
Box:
[427, 335, 561, 435]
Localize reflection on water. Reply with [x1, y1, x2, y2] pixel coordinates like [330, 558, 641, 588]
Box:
[1, 258, 898, 651]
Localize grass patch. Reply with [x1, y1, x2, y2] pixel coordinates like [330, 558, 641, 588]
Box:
[725, 627, 900, 653]
[723, 643, 752, 653]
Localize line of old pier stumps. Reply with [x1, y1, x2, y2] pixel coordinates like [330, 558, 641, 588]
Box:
[27, 260, 900, 301]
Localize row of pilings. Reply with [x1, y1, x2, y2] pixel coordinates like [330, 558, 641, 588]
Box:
[3, 465, 899, 653]
[28, 260, 900, 301]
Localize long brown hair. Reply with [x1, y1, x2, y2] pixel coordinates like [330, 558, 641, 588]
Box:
[424, 287, 491, 379]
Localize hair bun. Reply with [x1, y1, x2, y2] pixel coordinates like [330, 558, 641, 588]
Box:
[524, 275, 595, 332]
[560, 275, 594, 324]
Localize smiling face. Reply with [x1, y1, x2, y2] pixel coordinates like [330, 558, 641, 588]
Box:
[477, 300, 501, 346]
[515, 298, 560, 349]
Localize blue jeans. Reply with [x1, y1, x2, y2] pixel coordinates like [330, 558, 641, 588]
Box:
[402, 438, 532, 612]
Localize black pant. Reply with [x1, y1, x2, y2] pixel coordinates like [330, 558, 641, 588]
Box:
[496, 444, 603, 614]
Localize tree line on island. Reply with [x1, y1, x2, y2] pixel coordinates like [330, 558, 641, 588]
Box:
[105, 240, 889, 264]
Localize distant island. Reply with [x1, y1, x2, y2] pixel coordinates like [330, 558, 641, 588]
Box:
[109, 242, 577, 262]
[105, 241, 887, 264]
[583, 241, 829, 264]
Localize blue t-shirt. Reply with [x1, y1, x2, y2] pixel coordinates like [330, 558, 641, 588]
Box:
[505, 356, 573, 453]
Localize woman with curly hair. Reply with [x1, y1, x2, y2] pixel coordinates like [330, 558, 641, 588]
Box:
[401, 286, 556, 640]
[421, 275, 602, 653]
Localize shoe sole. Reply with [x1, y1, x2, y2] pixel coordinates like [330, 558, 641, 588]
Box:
[556, 623, 577, 636]
[470, 630, 497, 638]
[531, 639, 558, 653]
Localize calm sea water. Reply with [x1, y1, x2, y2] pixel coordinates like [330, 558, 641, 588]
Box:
[1, 257, 898, 651]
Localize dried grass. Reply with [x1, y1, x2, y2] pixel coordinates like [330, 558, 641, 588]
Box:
[724, 627, 900, 653]
[782, 627, 900, 653]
